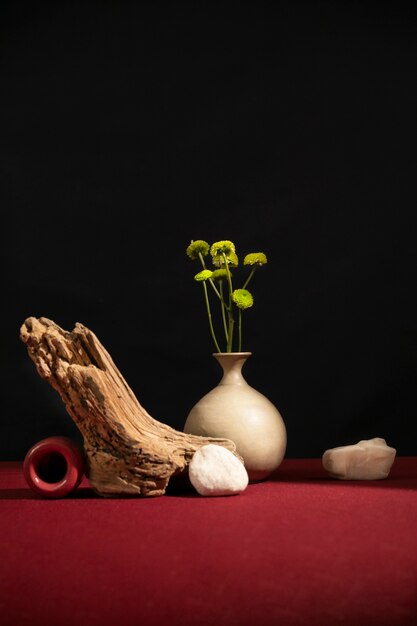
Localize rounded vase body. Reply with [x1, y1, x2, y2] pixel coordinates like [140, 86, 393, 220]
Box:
[184, 353, 287, 482]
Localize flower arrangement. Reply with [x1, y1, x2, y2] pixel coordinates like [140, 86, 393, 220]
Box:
[186, 239, 268, 353]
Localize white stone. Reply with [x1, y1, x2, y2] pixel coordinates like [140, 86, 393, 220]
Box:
[322, 437, 396, 480]
[189, 444, 249, 496]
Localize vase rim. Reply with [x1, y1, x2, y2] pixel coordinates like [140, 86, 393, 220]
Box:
[212, 352, 252, 356]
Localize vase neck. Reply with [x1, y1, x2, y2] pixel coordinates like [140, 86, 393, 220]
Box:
[213, 352, 251, 386]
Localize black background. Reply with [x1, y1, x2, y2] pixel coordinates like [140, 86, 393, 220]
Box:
[1, 0, 416, 460]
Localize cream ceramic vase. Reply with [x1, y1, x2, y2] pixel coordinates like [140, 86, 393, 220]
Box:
[184, 352, 287, 482]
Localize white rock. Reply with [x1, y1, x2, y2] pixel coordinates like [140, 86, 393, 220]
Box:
[189, 444, 249, 496]
[322, 437, 396, 480]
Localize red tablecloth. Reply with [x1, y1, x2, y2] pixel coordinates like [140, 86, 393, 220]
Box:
[1, 457, 416, 626]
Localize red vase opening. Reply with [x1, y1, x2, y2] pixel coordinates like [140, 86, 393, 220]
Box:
[23, 436, 85, 498]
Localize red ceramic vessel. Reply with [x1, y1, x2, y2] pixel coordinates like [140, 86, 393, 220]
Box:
[23, 436, 85, 498]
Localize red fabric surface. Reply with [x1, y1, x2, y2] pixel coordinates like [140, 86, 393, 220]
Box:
[1, 457, 416, 626]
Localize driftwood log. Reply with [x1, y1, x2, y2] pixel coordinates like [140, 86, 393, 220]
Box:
[20, 317, 239, 497]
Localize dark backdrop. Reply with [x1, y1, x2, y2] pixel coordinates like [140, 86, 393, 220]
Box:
[1, 0, 417, 460]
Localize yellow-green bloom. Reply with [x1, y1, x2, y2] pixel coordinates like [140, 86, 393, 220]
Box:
[212, 251, 239, 268]
[210, 240, 235, 257]
[232, 289, 254, 309]
[194, 269, 213, 282]
[243, 252, 268, 266]
[228, 252, 239, 267]
[211, 269, 229, 281]
[187, 238, 268, 352]
[187, 240, 210, 260]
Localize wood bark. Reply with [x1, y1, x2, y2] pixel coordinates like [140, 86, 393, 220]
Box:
[20, 317, 239, 497]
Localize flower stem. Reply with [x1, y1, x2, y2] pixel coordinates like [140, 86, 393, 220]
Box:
[242, 267, 256, 289]
[198, 251, 207, 269]
[223, 252, 235, 352]
[227, 316, 234, 352]
[238, 309, 242, 352]
[202, 281, 221, 353]
[207, 276, 231, 345]
[208, 278, 223, 301]
[219, 282, 229, 343]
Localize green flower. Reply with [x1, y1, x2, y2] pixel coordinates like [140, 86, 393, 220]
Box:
[194, 269, 213, 282]
[211, 269, 229, 281]
[210, 240, 236, 257]
[212, 251, 239, 268]
[186, 240, 210, 260]
[243, 252, 268, 266]
[187, 238, 268, 352]
[232, 289, 254, 309]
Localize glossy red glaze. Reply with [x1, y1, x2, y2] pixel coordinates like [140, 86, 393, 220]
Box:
[23, 436, 85, 498]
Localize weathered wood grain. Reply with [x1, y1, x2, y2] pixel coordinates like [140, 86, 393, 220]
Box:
[20, 317, 238, 497]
